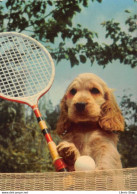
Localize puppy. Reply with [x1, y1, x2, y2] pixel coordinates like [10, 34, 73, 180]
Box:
[56, 73, 124, 171]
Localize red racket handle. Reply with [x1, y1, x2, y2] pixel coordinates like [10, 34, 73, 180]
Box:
[33, 105, 67, 172]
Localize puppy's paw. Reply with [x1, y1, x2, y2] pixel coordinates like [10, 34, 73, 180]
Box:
[57, 141, 80, 165]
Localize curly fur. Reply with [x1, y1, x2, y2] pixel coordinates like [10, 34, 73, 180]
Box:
[56, 73, 124, 171]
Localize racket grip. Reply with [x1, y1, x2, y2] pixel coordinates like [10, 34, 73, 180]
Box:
[33, 106, 67, 172]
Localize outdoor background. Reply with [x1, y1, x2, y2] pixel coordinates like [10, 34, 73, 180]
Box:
[0, 0, 136, 172]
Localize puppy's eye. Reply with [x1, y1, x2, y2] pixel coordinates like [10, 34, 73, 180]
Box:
[70, 88, 77, 95]
[90, 88, 100, 94]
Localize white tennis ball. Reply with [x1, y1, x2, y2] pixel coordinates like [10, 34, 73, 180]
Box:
[74, 156, 96, 171]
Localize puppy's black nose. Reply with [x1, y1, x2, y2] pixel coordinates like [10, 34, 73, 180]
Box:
[75, 102, 87, 112]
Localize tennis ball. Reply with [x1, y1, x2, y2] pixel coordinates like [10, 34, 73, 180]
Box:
[74, 156, 96, 171]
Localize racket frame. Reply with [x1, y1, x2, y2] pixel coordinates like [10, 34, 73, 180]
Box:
[0, 32, 67, 172]
[0, 32, 55, 107]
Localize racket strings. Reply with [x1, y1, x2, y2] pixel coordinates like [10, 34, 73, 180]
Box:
[0, 47, 26, 97]
[0, 34, 53, 100]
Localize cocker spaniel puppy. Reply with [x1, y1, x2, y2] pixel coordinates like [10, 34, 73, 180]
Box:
[56, 73, 124, 171]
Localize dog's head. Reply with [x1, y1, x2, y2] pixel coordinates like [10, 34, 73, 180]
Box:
[56, 73, 124, 135]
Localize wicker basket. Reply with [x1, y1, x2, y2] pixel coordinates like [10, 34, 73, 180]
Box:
[0, 168, 137, 191]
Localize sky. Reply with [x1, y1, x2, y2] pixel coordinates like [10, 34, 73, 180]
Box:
[46, 0, 137, 107]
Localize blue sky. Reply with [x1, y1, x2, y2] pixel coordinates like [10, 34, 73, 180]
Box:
[46, 0, 137, 107]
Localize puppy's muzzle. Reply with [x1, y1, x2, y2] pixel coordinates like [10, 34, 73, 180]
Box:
[75, 102, 87, 112]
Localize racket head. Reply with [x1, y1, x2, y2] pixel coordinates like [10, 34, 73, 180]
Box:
[0, 32, 55, 107]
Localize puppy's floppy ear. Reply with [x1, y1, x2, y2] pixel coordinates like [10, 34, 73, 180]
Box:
[99, 89, 124, 132]
[56, 95, 71, 136]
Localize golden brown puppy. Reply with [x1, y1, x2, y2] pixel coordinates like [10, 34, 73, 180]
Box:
[56, 73, 124, 171]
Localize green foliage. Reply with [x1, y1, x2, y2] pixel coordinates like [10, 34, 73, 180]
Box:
[45, 106, 60, 130]
[0, 100, 56, 172]
[0, 0, 136, 68]
[1, 0, 100, 40]
[120, 94, 137, 124]
[101, 15, 137, 68]
[118, 95, 137, 168]
[125, 14, 137, 32]
[119, 125, 137, 168]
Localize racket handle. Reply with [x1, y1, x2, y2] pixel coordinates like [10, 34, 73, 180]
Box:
[33, 105, 67, 172]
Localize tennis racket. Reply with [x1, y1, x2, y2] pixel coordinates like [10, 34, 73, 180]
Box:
[0, 32, 67, 172]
